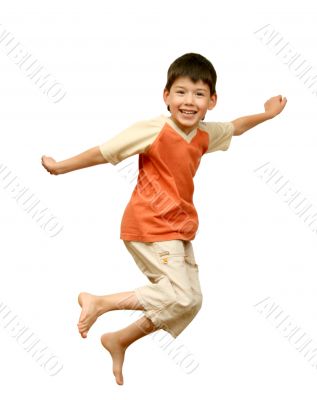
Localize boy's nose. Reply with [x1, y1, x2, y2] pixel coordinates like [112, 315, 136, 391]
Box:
[184, 93, 194, 104]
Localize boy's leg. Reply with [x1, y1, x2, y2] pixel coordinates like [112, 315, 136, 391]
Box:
[77, 291, 143, 338]
[101, 315, 159, 385]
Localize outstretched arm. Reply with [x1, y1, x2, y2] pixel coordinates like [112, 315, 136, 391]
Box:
[231, 95, 287, 136]
[41, 146, 108, 175]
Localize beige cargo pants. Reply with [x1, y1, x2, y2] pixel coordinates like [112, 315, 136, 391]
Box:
[123, 239, 203, 338]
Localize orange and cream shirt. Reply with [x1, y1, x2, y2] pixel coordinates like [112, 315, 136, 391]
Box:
[99, 115, 234, 242]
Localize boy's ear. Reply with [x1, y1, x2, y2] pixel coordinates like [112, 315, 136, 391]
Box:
[208, 93, 217, 110]
[163, 88, 170, 106]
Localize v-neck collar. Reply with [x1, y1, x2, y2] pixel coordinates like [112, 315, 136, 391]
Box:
[161, 115, 198, 143]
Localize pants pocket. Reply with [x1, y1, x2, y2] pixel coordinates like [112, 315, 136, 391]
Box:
[185, 256, 199, 269]
[152, 241, 185, 266]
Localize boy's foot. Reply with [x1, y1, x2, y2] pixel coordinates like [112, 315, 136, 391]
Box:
[77, 292, 104, 338]
[101, 332, 127, 385]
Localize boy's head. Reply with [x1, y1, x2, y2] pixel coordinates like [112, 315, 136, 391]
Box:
[163, 53, 218, 133]
[165, 53, 217, 98]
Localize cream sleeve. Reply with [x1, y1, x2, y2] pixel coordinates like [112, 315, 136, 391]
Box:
[99, 116, 166, 165]
[203, 121, 235, 153]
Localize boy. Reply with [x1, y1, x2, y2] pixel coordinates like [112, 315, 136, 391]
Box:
[41, 53, 287, 385]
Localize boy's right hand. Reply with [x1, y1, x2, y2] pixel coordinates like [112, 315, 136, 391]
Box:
[41, 155, 59, 175]
[264, 95, 287, 118]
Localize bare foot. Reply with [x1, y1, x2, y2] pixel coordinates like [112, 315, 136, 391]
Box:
[101, 332, 127, 385]
[77, 292, 104, 338]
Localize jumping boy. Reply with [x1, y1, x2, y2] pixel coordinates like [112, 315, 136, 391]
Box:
[41, 53, 287, 385]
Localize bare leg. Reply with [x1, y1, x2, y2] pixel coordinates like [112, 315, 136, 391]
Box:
[101, 316, 159, 385]
[77, 291, 142, 338]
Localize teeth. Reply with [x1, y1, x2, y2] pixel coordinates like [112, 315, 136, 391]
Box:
[181, 110, 195, 114]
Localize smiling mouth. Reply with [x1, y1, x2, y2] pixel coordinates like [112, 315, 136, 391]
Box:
[180, 110, 197, 115]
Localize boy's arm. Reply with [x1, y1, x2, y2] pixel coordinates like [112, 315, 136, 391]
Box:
[41, 146, 108, 175]
[231, 95, 287, 136]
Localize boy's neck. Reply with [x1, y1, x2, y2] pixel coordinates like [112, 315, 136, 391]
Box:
[168, 115, 199, 136]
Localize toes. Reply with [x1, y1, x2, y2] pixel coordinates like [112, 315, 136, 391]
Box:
[79, 330, 87, 338]
[78, 309, 87, 324]
[114, 371, 124, 385]
[77, 322, 88, 338]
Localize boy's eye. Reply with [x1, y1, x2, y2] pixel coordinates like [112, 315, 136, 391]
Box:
[176, 90, 204, 96]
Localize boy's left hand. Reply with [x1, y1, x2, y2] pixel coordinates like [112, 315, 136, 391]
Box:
[41, 155, 59, 175]
[264, 95, 287, 118]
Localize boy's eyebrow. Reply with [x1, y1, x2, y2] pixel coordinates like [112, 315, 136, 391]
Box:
[174, 85, 208, 92]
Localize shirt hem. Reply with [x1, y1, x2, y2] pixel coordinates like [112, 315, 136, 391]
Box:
[98, 145, 119, 165]
[120, 232, 196, 242]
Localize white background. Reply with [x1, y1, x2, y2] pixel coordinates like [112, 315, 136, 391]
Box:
[1, 0, 317, 398]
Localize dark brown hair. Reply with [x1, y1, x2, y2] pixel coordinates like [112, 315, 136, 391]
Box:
[165, 53, 217, 109]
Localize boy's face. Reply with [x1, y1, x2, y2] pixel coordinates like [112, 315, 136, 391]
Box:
[163, 76, 217, 134]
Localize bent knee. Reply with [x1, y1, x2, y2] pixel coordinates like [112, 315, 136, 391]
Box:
[187, 293, 203, 311]
[173, 293, 203, 315]
[192, 294, 203, 314]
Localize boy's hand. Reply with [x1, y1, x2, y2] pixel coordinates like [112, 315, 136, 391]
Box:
[264, 95, 287, 119]
[231, 94, 287, 135]
[41, 155, 59, 175]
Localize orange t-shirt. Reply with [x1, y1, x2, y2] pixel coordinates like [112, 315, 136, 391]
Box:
[99, 115, 234, 242]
